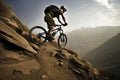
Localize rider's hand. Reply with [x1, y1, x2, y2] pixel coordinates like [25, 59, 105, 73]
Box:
[62, 23, 68, 26]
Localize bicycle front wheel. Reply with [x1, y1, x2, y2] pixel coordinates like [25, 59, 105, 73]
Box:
[58, 33, 67, 48]
[29, 26, 47, 45]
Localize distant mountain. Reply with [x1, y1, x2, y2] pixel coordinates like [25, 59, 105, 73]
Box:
[85, 33, 120, 80]
[85, 33, 120, 67]
[67, 26, 120, 56]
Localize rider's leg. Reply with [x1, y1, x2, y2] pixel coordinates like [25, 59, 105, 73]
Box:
[44, 13, 55, 39]
[48, 26, 55, 39]
[48, 26, 54, 34]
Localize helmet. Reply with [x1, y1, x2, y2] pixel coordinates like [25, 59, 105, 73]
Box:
[60, 6, 67, 12]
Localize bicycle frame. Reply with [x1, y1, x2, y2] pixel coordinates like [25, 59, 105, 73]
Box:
[29, 24, 67, 48]
[52, 25, 64, 36]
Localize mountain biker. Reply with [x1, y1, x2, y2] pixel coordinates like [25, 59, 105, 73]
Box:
[44, 5, 68, 39]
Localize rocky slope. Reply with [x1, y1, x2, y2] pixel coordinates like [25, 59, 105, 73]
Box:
[0, 1, 108, 80]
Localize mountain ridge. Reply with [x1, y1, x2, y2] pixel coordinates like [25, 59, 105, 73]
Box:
[85, 33, 120, 80]
[67, 26, 120, 56]
[85, 33, 120, 67]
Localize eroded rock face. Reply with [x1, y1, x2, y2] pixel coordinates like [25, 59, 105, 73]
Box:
[0, 21, 37, 53]
[0, 1, 108, 80]
[0, 39, 41, 80]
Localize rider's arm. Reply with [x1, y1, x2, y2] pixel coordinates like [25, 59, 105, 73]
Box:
[57, 11, 67, 25]
[60, 12, 67, 24]
[57, 15, 63, 25]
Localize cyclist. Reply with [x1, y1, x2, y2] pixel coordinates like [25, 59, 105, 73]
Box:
[44, 5, 68, 39]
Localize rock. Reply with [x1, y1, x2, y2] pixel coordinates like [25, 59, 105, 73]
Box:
[64, 48, 79, 57]
[58, 62, 64, 66]
[30, 43, 40, 51]
[41, 74, 50, 80]
[3, 51, 29, 61]
[54, 53, 66, 59]
[0, 59, 41, 75]
[0, 20, 37, 54]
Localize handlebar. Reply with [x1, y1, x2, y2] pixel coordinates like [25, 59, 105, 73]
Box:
[55, 24, 62, 27]
[55, 24, 67, 27]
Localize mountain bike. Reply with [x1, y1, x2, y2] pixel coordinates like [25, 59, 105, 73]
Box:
[29, 25, 67, 48]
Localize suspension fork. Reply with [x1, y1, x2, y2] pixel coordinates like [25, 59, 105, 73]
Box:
[59, 29, 64, 35]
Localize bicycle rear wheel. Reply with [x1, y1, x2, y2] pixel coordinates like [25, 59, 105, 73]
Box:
[58, 33, 67, 48]
[29, 26, 47, 45]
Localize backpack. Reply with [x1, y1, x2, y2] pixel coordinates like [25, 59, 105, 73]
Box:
[44, 5, 60, 14]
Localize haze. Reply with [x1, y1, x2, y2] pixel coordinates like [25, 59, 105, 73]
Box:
[4, 0, 120, 32]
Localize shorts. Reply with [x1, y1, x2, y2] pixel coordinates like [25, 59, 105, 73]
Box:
[44, 13, 55, 28]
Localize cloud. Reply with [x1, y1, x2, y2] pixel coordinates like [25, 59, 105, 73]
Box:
[94, 0, 117, 14]
[95, 0, 112, 9]
[94, 0, 120, 25]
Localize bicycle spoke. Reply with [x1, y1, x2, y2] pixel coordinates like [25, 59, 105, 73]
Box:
[58, 33, 67, 48]
[29, 26, 47, 45]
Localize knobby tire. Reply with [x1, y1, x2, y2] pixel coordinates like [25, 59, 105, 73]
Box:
[29, 26, 47, 45]
[58, 33, 67, 48]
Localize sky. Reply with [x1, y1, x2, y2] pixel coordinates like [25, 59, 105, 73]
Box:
[4, 0, 120, 32]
